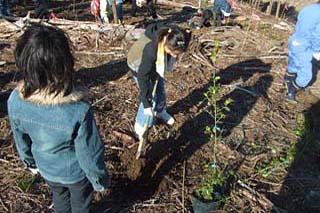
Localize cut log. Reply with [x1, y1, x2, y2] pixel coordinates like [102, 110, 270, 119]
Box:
[1, 15, 135, 32]
[156, 0, 196, 9]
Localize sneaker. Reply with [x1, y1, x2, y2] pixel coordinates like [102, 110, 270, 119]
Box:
[156, 110, 175, 126]
[285, 73, 299, 103]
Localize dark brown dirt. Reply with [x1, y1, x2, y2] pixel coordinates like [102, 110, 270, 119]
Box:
[1, 1, 320, 213]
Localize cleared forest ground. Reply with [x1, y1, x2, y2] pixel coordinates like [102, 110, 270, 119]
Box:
[1, 1, 320, 212]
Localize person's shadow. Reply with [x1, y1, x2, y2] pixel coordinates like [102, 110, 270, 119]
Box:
[271, 101, 320, 212]
[76, 59, 129, 89]
[0, 59, 129, 117]
[102, 59, 273, 211]
[0, 70, 22, 117]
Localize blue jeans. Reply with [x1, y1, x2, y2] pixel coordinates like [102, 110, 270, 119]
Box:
[46, 178, 94, 213]
[129, 64, 166, 131]
[107, 0, 123, 20]
[0, 0, 11, 16]
[135, 77, 166, 128]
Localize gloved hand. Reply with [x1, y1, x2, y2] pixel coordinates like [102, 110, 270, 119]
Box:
[312, 56, 320, 69]
[28, 167, 39, 175]
[144, 107, 153, 116]
[313, 52, 320, 61]
[136, 0, 145, 7]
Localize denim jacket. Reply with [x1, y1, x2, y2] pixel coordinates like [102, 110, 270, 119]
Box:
[7, 83, 109, 191]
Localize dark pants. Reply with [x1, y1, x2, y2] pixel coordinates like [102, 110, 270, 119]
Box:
[131, 0, 156, 18]
[131, 0, 137, 16]
[200, 9, 223, 28]
[46, 178, 94, 213]
[147, 0, 157, 18]
[34, 0, 49, 18]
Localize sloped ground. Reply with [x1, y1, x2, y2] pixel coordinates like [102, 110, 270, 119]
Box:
[1, 1, 320, 212]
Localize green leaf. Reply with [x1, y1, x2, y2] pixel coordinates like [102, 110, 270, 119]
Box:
[16, 175, 35, 192]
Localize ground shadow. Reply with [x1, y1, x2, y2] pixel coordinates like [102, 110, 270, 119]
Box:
[0, 70, 21, 117]
[0, 69, 21, 88]
[135, 6, 197, 28]
[0, 91, 11, 118]
[271, 101, 320, 212]
[76, 59, 129, 88]
[0, 43, 10, 51]
[0, 59, 128, 117]
[103, 59, 273, 211]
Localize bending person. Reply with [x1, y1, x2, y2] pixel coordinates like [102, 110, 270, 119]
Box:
[127, 23, 191, 141]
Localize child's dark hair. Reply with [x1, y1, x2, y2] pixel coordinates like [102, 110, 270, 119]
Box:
[157, 26, 192, 52]
[15, 24, 74, 98]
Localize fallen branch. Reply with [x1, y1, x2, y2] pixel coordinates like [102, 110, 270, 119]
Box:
[0, 197, 8, 212]
[112, 130, 137, 147]
[232, 85, 258, 97]
[157, 0, 196, 8]
[1, 15, 135, 32]
[182, 160, 186, 213]
[220, 54, 287, 59]
[75, 51, 125, 57]
[237, 180, 284, 212]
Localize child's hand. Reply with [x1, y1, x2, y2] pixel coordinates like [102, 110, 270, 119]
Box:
[197, 8, 203, 15]
[137, 0, 146, 7]
[28, 167, 39, 175]
[313, 52, 320, 61]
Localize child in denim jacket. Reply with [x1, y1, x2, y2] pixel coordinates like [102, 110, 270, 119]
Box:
[7, 24, 109, 213]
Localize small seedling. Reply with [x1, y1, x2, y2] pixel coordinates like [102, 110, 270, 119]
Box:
[256, 112, 314, 179]
[195, 40, 233, 203]
[16, 174, 36, 192]
[195, 163, 226, 202]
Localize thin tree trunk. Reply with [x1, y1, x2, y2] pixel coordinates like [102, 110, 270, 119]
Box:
[266, 0, 274, 15]
[112, 0, 119, 24]
[275, 0, 281, 18]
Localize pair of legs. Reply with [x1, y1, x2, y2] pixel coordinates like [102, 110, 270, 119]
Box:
[34, 0, 49, 19]
[46, 178, 94, 213]
[285, 57, 320, 101]
[0, 0, 49, 18]
[100, 0, 123, 23]
[198, 9, 223, 28]
[131, 0, 157, 18]
[130, 72, 174, 139]
[115, 0, 123, 21]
